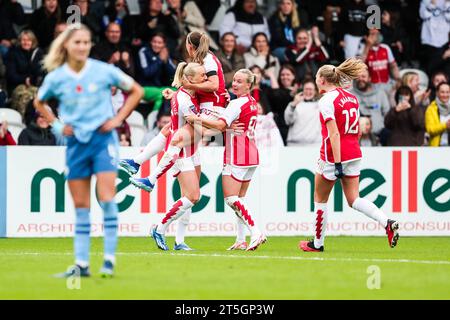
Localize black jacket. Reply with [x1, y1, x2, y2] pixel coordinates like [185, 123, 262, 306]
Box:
[18, 122, 57, 146]
[91, 40, 135, 77]
[29, 6, 65, 50]
[0, 0, 25, 41]
[5, 46, 44, 91]
[268, 10, 309, 49]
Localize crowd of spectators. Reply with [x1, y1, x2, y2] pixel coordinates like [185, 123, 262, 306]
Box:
[0, 0, 449, 148]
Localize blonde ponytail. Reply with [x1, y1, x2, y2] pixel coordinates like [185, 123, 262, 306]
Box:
[43, 23, 91, 72]
[317, 58, 367, 87]
[171, 62, 203, 88]
[186, 31, 210, 65]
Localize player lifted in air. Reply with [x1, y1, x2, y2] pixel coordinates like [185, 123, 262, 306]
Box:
[299, 58, 399, 252]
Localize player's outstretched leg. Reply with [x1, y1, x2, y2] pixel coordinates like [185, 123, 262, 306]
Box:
[174, 208, 194, 250]
[299, 202, 327, 252]
[227, 212, 248, 250]
[119, 129, 168, 175]
[99, 201, 119, 277]
[225, 196, 266, 251]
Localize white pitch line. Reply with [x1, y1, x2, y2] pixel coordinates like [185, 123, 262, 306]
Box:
[1, 251, 450, 266]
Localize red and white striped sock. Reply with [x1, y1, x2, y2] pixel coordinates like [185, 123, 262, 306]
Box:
[148, 145, 180, 185]
[313, 202, 328, 248]
[225, 196, 259, 236]
[157, 197, 194, 234]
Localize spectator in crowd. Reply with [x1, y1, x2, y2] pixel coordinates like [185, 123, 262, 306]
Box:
[350, 68, 390, 137]
[220, 0, 270, 53]
[72, 0, 102, 43]
[268, 0, 306, 63]
[137, 0, 180, 53]
[384, 85, 425, 146]
[358, 28, 400, 94]
[6, 30, 43, 116]
[380, 9, 407, 66]
[117, 121, 132, 146]
[164, 0, 219, 50]
[141, 109, 171, 146]
[359, 116, 380, 146]
[339, 0, 367, 59]
[216, 32, 245, 88]
[0, 119, 15, 145]
[0, 54, 5, 107]
[429, 71, 448, 101]
[137, 32, 176, 87]
[102, 0, 136, 43]
[419, 0, 450, 75]
[18, 109, 57, 146]
[0, 0, 26, 57]
[284, 79, 321, 146]
[91, 22, 135, 77]
[401, 71, 431, 109]
[285, 26, 329, 82]
[267, 64, 298, 144]
[54, 22, 68, 38]
[244, 32, 280, 81]
[29, 0, 66, 50]
[255, 101, 284, 148]
[425, 82, 450, 146]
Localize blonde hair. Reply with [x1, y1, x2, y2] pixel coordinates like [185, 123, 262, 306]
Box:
[278, 0, 300, 29]
[43, 23, 91, 72]
[18, 30, 39, 49]
[317, 58, 367, 88]
[172, 62, 203, 88]
[401, 71, 418, 87]
[236, 69, 257, 91]
[186, 31, 210, 65]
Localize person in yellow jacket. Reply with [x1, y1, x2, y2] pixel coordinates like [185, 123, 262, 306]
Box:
[425, 82, 450, 146]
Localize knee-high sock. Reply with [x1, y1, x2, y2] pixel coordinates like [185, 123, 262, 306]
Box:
[157, 197, 194, 234]
[175, 208, 191, 244]
[133, 132, 167, 165]
[100, 201, 119, 264]
[225, 196, 260, 236]
[352, 197, 388, 228]
[74, 208, 90, 267]
[313, 202, 328, 248]
[236, 197, 247, 242]
[148, 145, 181, 185]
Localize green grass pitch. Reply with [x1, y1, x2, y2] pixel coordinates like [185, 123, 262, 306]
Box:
[0, 236, 449, 299]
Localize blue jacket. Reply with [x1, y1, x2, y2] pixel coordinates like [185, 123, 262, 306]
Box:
[137, 46, 176, 87]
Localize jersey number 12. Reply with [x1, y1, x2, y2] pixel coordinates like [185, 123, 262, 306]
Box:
[343, 108, 359, 134]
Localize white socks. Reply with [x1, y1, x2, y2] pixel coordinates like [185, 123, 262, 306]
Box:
[134, 132, 167, 165]
[157, 197, 194, 234]
[148, 145, 181, 185]
[175, 208, 191, 244]
[313, 202, 328, 248]
[225, 196, 260, 236]
[352, 197, 388, 228]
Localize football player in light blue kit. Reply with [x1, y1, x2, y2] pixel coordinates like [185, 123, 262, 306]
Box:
[34, 23, 143, 277]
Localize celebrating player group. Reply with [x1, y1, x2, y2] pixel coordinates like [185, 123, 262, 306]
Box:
[34, 24, 399, 278]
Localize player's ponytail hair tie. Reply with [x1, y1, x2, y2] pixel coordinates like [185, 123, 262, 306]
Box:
[318, 58, 367, 87]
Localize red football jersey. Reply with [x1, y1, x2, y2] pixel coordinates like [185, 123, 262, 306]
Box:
[219, 94, 259, 167]
[196, 52, 227, 108]
[319, 88, 362, 163]
[166, 88, 200, 158]
[365, 44, 395, 84]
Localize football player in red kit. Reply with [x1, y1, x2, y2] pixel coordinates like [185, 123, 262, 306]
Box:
[186, 69, 266, 251]
[299, 58, 399, 252]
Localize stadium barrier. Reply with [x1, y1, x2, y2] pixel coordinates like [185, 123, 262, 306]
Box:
[0, 146, 449, 237]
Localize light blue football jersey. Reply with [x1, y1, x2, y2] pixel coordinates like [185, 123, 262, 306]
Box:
[37, 58, 134, 143]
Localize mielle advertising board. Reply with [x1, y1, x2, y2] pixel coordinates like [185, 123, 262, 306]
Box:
[0, 146, 449, 237]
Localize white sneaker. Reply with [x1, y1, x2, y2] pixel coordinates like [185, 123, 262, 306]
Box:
[246, 234, 267, 251]
[227, 241, 248, 251]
